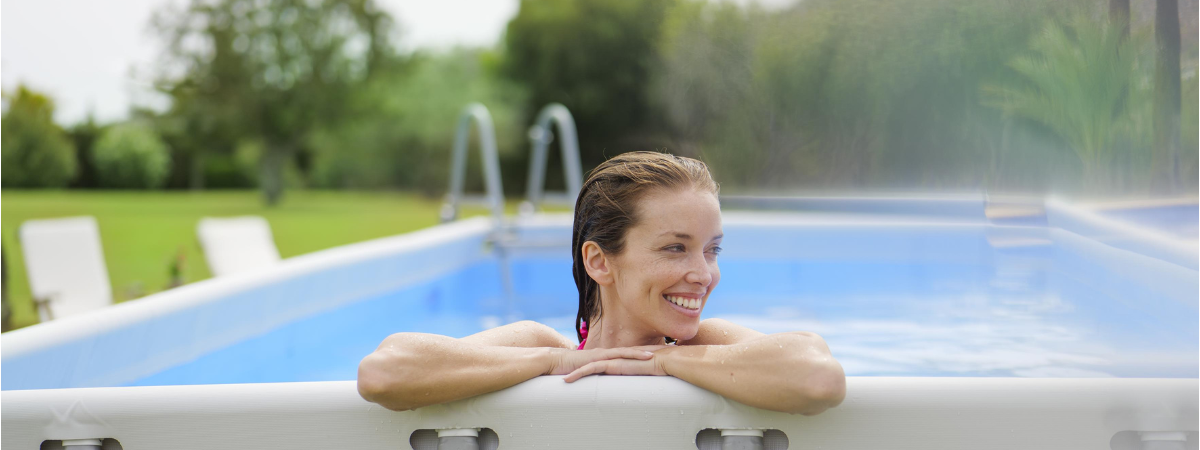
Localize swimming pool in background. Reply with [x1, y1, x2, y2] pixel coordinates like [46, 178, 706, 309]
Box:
[3, 196, 1195, 391]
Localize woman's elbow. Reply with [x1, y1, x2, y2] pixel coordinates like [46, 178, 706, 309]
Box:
[798, 360, 846, 415]
[784, 332, 847, 415]
[358, 352, 410, 411]
[357, 334, 421, 411]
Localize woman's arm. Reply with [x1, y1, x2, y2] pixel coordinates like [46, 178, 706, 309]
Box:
[564, 318, 846, 415]
[357, 321, 656, 411]
[661, 329, 845, 415]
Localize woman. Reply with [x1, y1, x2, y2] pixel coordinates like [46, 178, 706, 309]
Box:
[358, 152, 845, 415]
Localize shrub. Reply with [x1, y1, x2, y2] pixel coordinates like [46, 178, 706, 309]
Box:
[93, 123, 171, 188]
[1, 86, 78, 188]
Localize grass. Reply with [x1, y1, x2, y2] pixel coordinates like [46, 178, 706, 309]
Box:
[1, 190, 521, 331]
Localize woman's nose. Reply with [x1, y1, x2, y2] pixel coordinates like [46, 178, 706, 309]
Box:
[685, 253, 713, 286]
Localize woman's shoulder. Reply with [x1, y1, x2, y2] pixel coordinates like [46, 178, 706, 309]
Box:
[460, 320, 576, 349]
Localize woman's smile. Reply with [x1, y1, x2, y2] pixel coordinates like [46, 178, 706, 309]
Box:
[663, 293, 702, 311]
[663, 293, 703, 316]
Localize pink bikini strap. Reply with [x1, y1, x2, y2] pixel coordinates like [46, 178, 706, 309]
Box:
[576, 320, 588, 350]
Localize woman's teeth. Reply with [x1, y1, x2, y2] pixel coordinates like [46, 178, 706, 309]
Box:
[665, 295, 700, 310]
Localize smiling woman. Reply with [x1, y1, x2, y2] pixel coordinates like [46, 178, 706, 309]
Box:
[357, 152, 847, 415]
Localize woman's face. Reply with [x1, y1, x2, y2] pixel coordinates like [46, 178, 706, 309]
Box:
[607, 187, 723, 341]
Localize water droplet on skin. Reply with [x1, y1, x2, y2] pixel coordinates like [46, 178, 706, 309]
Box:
[723, 331, 728, 336]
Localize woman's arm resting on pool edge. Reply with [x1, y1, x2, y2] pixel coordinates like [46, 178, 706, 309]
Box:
[357, 321, 658, 411]
[562, 318, 846, 415]
[668, 319, 845, 415]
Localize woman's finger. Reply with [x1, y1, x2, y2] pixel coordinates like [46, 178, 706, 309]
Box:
[563, 361, 608, 383]
[563, 357, 667, 382]
[605, 348, 655, 360]
[630, 345, 672, 353]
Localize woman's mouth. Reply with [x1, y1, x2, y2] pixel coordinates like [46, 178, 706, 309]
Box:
[663, 294, 701, 311]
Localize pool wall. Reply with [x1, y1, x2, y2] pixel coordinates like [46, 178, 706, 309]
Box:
[3, 377, 1195, 450]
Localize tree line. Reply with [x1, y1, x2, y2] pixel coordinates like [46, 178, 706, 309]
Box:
[3, 0, 1196, 203]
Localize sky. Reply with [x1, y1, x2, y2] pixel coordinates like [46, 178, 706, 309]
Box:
[0, 0, 521, 125]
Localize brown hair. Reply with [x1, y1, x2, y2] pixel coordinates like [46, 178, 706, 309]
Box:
[571, 151, 719, 342]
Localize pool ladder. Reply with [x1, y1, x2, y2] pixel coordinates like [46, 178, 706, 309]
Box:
[439, 103, 583, 224]
[440, 103, 584, 322]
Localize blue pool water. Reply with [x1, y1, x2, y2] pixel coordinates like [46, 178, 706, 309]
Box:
[4, 204, 1196, 390]
[132, 218, 1197, 387]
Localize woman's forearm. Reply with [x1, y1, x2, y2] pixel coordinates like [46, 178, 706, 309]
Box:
[658, 332, 846, 415]
[357, 332, 553, 411]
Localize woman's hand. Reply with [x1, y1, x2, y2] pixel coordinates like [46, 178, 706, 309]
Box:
[558, 345, 672, 382]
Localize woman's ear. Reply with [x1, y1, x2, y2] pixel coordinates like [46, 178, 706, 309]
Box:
[581, 241, 614, 286]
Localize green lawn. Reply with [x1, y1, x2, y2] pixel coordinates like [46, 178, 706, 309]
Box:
[1, 190, 516, 331]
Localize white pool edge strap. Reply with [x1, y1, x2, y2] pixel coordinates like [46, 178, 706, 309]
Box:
[1045, 198, 1198, 269]
[2, 377, 1195, 450]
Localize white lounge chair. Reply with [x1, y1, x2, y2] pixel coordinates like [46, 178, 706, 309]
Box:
[19, 216, 113, 322]
[197, 216, 281, 277]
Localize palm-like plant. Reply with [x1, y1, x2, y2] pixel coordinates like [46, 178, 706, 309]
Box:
[983, 16, 1149, 187]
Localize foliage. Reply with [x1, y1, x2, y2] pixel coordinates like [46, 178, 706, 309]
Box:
[92, 123, 173, 188]
[654, 0, 1117, 192]
[66, 116, 106, 188]
[151, 0, 396, 203]
[504, 0, 676, 165]
[1, 86, 78, 188]
[983, 16, 1153, 189]
[309, 50, 528, 193]
[25, 0, 1194, 196]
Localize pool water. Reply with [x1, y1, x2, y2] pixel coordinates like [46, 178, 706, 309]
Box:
[124, 213, 1197, 388]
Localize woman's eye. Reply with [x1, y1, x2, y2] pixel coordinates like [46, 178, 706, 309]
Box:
[707, 246, 723, 255]
[664, 244, 685, 252]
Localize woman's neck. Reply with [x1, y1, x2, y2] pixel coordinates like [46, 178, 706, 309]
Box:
[581, 316, 667, 349]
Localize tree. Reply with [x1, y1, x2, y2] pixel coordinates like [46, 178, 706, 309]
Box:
[984, 16, 1151, 189]
[1154, 0, 1182, 190]
[503, 0, 676, 165]
[67, 115, 105, 188]
[1, 86, 78, 188]
[1112, 0, 1131, 40]
[152, 0, 396, 204]
[308, 50, 528, 192]
[92, 123, 172, 188]
[655, 0, 1082, 191]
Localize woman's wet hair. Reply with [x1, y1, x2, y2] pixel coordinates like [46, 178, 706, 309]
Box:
[571, 151, 719, 342]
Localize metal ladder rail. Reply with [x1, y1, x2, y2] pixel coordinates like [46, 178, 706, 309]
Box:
[438, 103, 518, 322]
[520, 103, 583, 215]
[440, 103, 506, 225]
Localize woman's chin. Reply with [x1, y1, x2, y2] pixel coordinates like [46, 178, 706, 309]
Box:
[667, 322, 701, 342]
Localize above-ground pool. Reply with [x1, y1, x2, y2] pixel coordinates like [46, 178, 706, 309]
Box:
[3, 196, 1196, 450]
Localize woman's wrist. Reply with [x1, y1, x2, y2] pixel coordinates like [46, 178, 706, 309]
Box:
[654, 345, 687, 376]
[539, 347, 562, 375]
